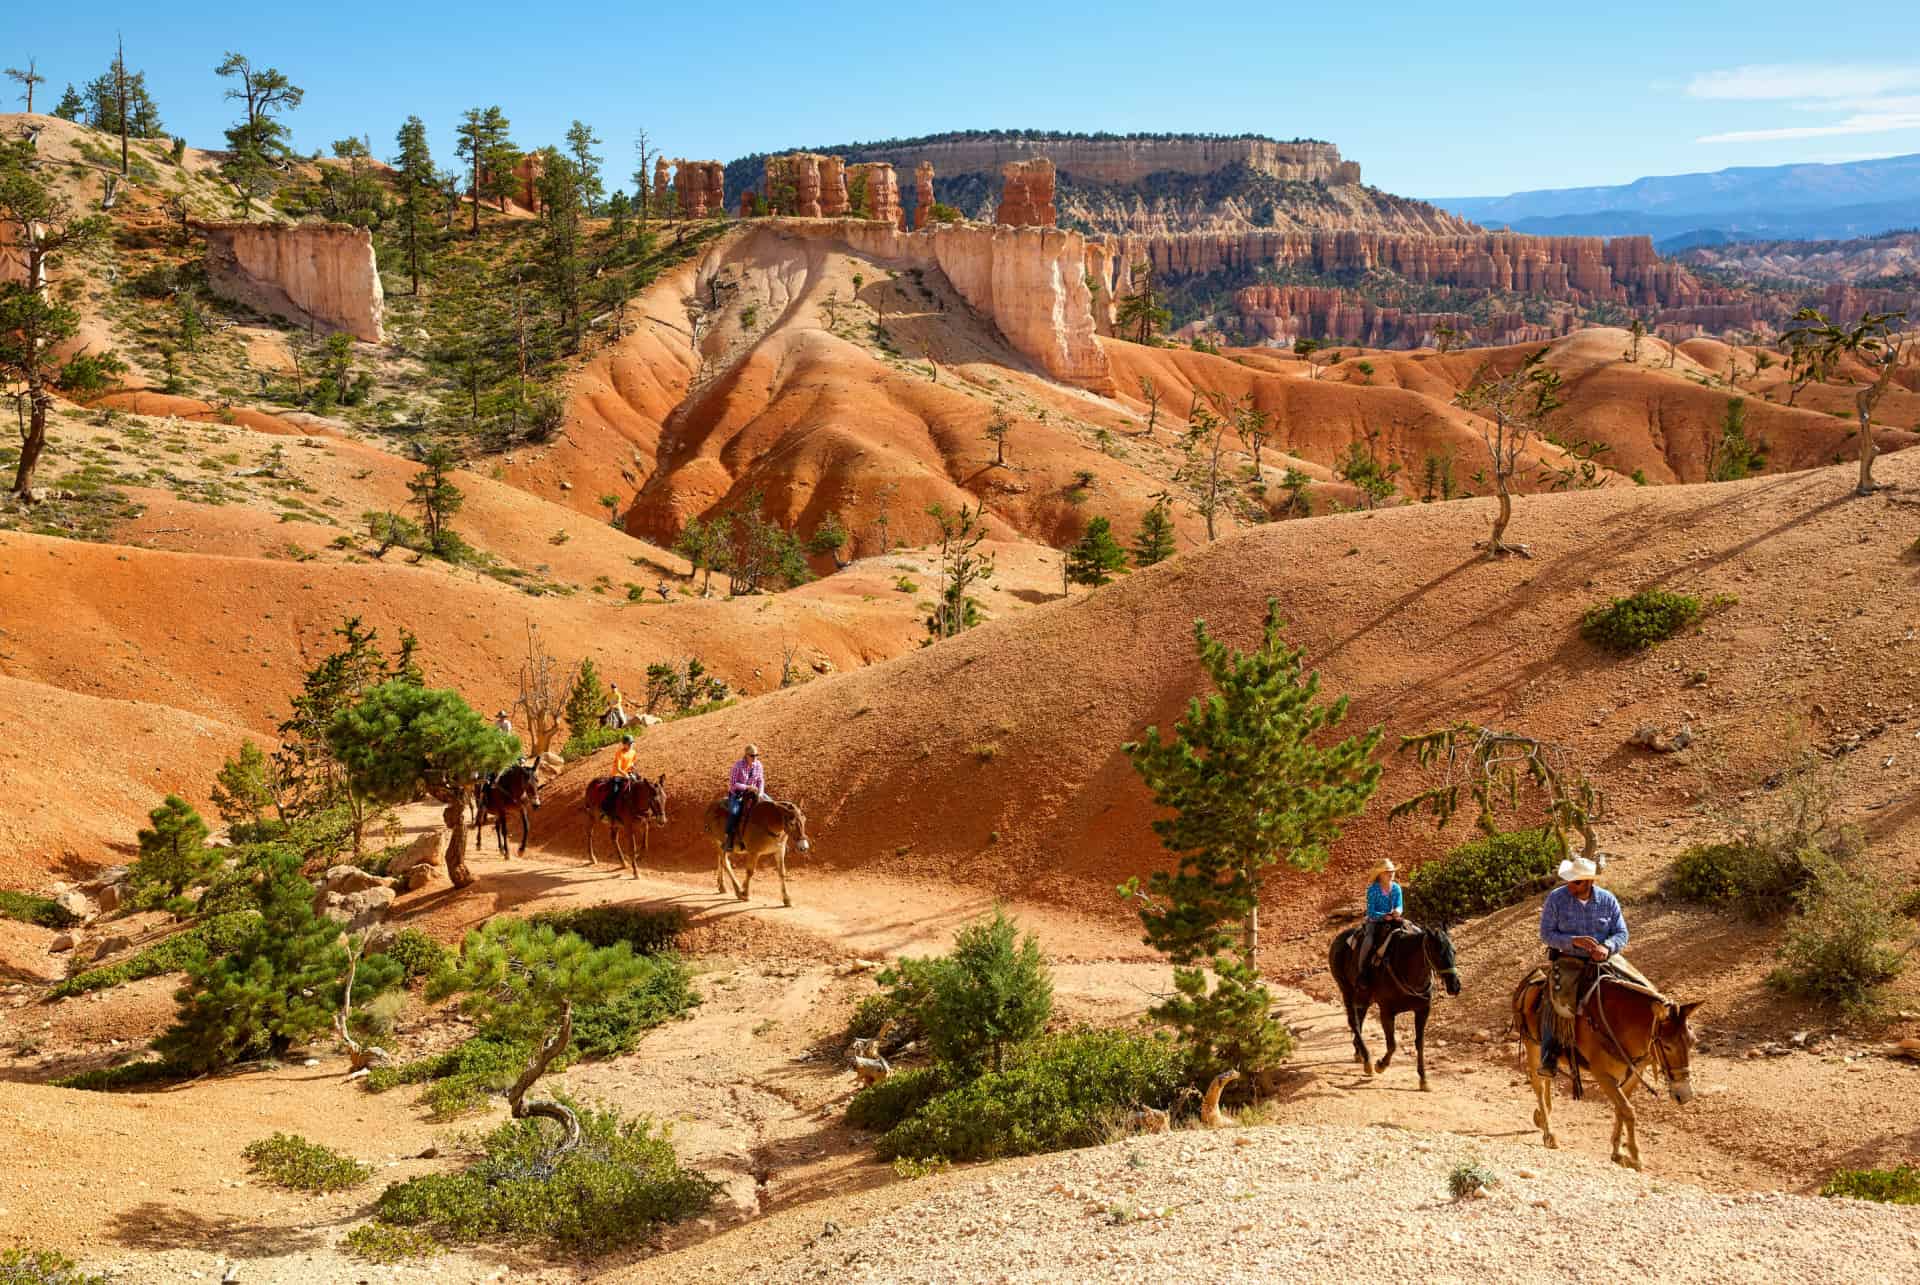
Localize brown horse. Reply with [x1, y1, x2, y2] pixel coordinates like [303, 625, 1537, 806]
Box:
[1512, 966, 1701, 1170]
[703, 796, 811, 906]
[474, 762, 543, 856]
[582, 774, 668, 877]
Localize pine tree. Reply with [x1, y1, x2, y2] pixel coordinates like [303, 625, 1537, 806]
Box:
[5, 58, 45, 114]
[130, 795, 214, 908]
[406, 443, 465, 557]
[534, 148, 587, 351]
[879, 907, 1052, 1076]
[564, 657, 610, 743]
[983, 409, 1012, 466]
[925, 502, 994, 641]
[156, 848, 397, 1071]
[2, 139, 112, 496]
[564, 119, 604, 215]
[1115, 261, 1170, 345]
[211, 740, 278, 833]
[327, 681, 518, 887]
[455, 106, 515, 233]
[1121, 602, 1382, 1080]
[428, 918, 653, 1151]
[51, 83, 85, 121]
[215, 52, 302, 215]
[389, 117, 438, 295]
[1131, 501, 1177, 567]
[1066, 516, 1129, 588]
[674, 514, 733, 596]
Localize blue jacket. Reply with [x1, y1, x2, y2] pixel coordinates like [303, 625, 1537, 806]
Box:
[1366, 880, 1403, 921]
[1539, 885, 1628, 956]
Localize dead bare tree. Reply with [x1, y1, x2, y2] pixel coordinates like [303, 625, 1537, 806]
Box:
[1390, 722, 1604, 862]
[1783, 307, 1912, 495]
[779, 638, 801, 688]
[1138, 374, 1162, 436]
[513, 621, 567, 759]
[1452, 353, 1563, 558]
[334, 937, 392, 1075]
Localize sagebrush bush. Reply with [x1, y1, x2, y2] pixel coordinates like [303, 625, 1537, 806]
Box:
[367, 1103, 717, 1252]
[50, 1060, 184, 1092]
[242, 1133, 372, 1192]
[0, 891, 79, 930]
[1579, 589, 1702, 653]
[1665, 841, 1815, 918]
[1402, 828, 1561, 927]
[846, 1067, 951, 1134]
[532, 906, 686, 956]
[1822, 1165, 1920, 1204]
[342, 1223, 441, 1264]
[50, 911, 257, 998]
[877, 1029, 1185, 1163]
[0, 1247, 105, 1285]
[1768, 862, 1903, 1009]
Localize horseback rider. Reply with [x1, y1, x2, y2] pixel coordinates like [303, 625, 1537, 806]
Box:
[723, 744, 766, 853]
[605, 684, 628, 729]
[1356, 859, 1403, 985]
[606, 734, 638, 806]
[1537, 855, 1628, 1074]
[494, 708, 513, 737]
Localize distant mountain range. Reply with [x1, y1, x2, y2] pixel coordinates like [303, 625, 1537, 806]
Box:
[1433, 153, 1920, 246]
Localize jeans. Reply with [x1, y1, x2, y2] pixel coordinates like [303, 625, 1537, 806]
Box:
[726, 790, 755, 849]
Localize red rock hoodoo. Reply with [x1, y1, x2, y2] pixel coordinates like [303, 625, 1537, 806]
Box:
[673, 160, 726, 217]
[914, 161, 936, 229]
[995, 158, 1057, 227]
[845, 162, 902, 226]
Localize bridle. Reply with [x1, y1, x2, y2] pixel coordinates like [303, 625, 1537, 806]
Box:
[1379, 928, 1458, 1001]
[1586, 983, 1688, 1097]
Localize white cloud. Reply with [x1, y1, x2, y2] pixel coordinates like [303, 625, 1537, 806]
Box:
[1687, 64, 1920, 101]
[1689, 63, 1920, 143]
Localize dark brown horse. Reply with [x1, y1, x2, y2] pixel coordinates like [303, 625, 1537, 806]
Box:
[1328, 922, 1460, 1091]
[475, 762, 543, 856]
[583, 774, 667, 877]
[703, 796, 811, 906]
[1512, 966, 1700, 1170]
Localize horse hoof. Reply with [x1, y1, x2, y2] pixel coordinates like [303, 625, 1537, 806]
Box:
[782, 898, 791, 908]
[1418, 1079, 1431, 1092]
[1543, 1136, 1558, 1149]
[1373, 1061, 1388, 1074]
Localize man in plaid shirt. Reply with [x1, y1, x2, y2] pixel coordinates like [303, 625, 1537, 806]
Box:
[1537, 855, 1628, 1073]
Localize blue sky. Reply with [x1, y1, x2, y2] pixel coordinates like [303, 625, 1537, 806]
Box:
[8, 1, 1919, 197]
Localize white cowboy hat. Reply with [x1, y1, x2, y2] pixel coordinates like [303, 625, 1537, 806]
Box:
[1557, 856, 1601, 883]
[1373, 859, 1396, 875]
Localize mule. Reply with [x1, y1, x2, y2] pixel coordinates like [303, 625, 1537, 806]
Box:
[474, 762, 543, 857]
[1328, 922, 1460, 1091]
[1511, 965, 1700, 1170]
[582, 774, 668, 877]
[703, 796, 811, 906]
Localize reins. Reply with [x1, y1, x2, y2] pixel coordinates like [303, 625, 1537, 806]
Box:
[1379, 930, 1457, 1002]
[1582, 977, 1673, 1096]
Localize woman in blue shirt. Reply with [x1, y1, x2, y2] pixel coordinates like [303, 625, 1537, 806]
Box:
[1358, 859, 1403, 983]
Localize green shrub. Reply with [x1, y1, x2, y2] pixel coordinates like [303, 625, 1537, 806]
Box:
[846, 1067, 950, 1134]
[342, 1223, 441, 1263]
[50, 1060, 184, 1091]
[1822, 1165, 1920, 1204]
[383, 928, 451, 982]
[0, 1247, 106, 1285]
[569, 955, 698, 1057]
[367, 1103, 717, 1252]
[1768, 862, 1903, 1009]
[1578, 589, 1702, 653]
[531, 906, 686, 956]
[1665, 841, 1815, 918]
[561, 724, 628, 760]
[363, 1031, 527, 1114]
[242, 1133, 373, 1192]
[1449, 1159, 1498, 1199]
[50, 911, 257, 998]
[841, 991, 922, 1049]
[877, 907, 1053, 1077]
[1402, 827, 1560, 927]
[0, 891, 79, 930]
[877, 1029, 1184, 1162]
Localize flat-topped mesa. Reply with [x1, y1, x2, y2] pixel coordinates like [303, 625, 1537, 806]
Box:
[193, 220, 384, 343]
[674, 160, 727, 217]
[854, 136, 1361, 186]
[914, 162, 936, 229]
[995, 158, 1057, 227]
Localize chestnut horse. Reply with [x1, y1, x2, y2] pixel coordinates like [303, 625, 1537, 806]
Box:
[1328, 922, 1460, 1091]
[582, 774, 668, 877]
[474, 762, 543, 857]
[1512, 966, 1700, 1170]
[703, 796, 811, 906]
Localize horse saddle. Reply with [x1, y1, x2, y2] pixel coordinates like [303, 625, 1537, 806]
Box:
[1549, 953, 1663, 1023]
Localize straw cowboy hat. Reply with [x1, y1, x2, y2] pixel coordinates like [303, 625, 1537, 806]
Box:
[1372, 859, 1396, 876]
[1557, 856, 1603, 883]
[744, 744, 760, 756]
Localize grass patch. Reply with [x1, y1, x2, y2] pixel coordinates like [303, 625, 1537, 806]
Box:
[1402, 827, 1560, 927]
[0, 891, 79, 930]
[50, 911, 256, 998]
[365, 1103, 716, 1253]
[875, 1029, 1184, 1163]
[1579, 588, 1702, 653]
[242, 1133, 373, 1192]
[50, 1060, 185, 1092]
[1822, 1165, 1920, 1204]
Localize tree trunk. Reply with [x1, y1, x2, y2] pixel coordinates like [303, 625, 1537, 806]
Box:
[11, 395, 50, 497]
[1243, 901, 1259, 958]
[1488, 486, 1512, 556]
[508, 999, 581, 1154]
[334, 939, 391, 1072]
[1857, 404, 1877, 494]
[439, 796, 474, 888]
